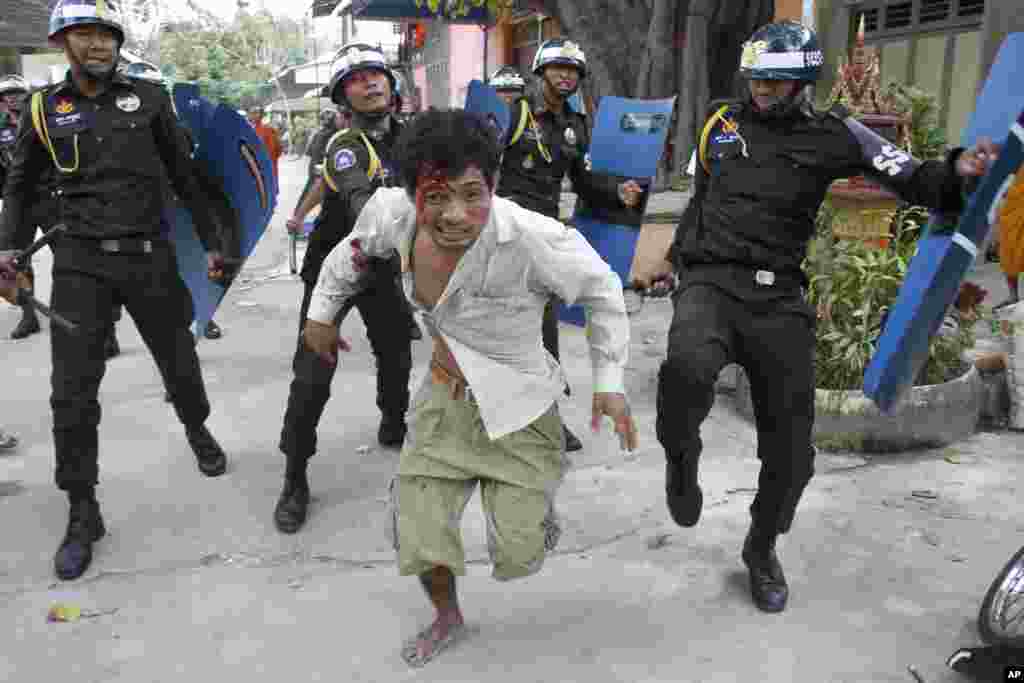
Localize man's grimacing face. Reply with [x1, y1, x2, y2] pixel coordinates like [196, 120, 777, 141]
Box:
[414, 165, 493, 252]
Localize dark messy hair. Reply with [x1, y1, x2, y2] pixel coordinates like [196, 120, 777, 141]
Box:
[394, 108, 502, 194]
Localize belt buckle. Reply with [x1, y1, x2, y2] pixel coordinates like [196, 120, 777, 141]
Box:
[754, 270, 775, 286]
[100, 239, 119, 253]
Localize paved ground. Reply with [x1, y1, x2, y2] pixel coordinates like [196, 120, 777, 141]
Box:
[1, 157, 1022, 682]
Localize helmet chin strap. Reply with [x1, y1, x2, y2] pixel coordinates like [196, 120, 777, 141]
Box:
[352, 109, 391, 131]
[749, 83, 809, 120]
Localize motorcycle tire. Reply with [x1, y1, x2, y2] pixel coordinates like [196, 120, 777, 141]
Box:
[979, 544, 1024, 648]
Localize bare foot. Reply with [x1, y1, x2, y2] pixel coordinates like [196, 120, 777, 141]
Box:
[401, 611, 467, 667]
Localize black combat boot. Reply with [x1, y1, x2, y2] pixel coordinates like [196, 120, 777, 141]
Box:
[665, 452, 702, 527]
[274, 459, 310, 534]
[378, 414, 407, 448]
[562, 424, 582, 452]
[54, 495, 106, 581]
[204, 320, 222, 340]
[185, 424, 227, 476]
[741, 522, 789, 613]
[10, 306, 40, 339]
[104, 326, 120, 359]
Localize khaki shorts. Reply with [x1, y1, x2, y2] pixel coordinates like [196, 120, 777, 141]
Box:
[388, 378, 566, 581]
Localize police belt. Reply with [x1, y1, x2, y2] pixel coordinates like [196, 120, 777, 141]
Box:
[681, 263, 806, 291]
[66, 235, 163, 254]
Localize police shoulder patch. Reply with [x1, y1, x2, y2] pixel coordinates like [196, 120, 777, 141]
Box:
[333, 147, 358, 172]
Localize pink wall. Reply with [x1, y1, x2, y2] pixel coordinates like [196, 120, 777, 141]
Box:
[413, 64, 428, 110]
[448, 25, 494, 108]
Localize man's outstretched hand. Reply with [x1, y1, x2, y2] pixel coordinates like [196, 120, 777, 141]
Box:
[302, 319, 351, 366]
[591, 392, 638, 452]
[0, 254, 28, 306]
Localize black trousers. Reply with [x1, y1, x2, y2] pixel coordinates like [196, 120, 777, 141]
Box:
[278, 266, 413, 461]
[655, 285, 816, 535]
[49, 238, 211, 490]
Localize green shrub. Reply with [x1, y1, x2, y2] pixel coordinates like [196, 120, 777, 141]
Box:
[806, 205, 973, 391]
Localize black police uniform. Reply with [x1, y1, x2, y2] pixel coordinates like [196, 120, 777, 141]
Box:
[279, 118, 414, 461]
[0, 72, 224, 491]
[659, 99, 968, 535]
[496, 93, 622, 360]
[295, 119, 337, 213]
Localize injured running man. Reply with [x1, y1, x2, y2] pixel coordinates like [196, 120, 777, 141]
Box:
[303, 108, 638, 667]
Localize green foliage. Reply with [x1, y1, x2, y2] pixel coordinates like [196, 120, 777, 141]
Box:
[157, 9, 307, 109]
[885, 82, 947, 161]
[806, 205, 973, 391]
[412, 0, 516, 19]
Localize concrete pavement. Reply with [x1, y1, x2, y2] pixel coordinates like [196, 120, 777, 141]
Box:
[2, 157, 1023, 682]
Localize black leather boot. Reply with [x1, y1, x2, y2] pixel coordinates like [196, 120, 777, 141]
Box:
[274, 469, 311, 534]
[104, 327, 120, 359]
[378, 414, 407, 448]
[665, 453, 702, 527]
[10, 307, 40, 340]
[562, 424, 582, 452]
[742, 524, 789, 613]
[54, 497, 106, 581]
[185, 425, 227, 476]
[204, 320, 222, 339]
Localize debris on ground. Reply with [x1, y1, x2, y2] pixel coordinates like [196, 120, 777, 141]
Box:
[47, 604, 119, 623]
[911, 490, 938, 499]
[646, 533, 671, 550]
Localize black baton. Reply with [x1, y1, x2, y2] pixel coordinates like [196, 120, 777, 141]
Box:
[10, 224, 78, 334]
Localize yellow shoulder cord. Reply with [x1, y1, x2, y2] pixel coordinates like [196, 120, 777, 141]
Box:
[697, 105, 731, 174]
[507, 99, 552, 163]
[31, 91, 80, 174]
[320, 129, 381, 193]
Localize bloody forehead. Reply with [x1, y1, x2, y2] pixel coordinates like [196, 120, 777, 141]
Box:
[415, 163, 484, 192]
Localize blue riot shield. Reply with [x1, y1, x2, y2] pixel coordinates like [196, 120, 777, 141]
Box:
[560, 95, 676, 326]
[961, 34, 1024, 148]
[173, 83, 215, 141]
[864, 34, 1024, 411]
[464, 79, 512, 145]
[168, 85, 278, 334]
[864, 109, 1024, 412]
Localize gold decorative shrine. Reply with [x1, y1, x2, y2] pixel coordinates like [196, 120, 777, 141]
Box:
[826, 17, 912, 249]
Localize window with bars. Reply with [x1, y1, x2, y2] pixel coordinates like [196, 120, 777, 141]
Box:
[919, 0, 951, 24]
[857, 0, 985, 37]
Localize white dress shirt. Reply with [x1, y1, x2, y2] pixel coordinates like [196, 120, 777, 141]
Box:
[308, 187, 630, 441]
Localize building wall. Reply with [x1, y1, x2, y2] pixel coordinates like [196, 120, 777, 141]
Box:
[815, 0, 1016, 148]
[449, 25, 488, 107]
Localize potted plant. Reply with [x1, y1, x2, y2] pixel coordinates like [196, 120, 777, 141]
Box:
[734, 207, 984, 451]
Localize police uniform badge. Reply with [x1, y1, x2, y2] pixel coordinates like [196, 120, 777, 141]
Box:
[741, 40, 769, 69]
[116, 94, 141, 112]
[564, 127, 576, 146]
[522, 153, 535, 170]
[334, 148, 357, 171]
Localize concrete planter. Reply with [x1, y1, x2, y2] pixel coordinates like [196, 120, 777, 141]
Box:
[733, 365, 983, 452]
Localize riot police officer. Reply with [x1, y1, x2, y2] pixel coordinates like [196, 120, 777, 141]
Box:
[494, 43, 643, 452]
[643, 20, 998, 613]
[276, 43, 414, 533]
[0, 0, 230, 581]
[0, 74, 41, 340]
[488, 65, 525, 106]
